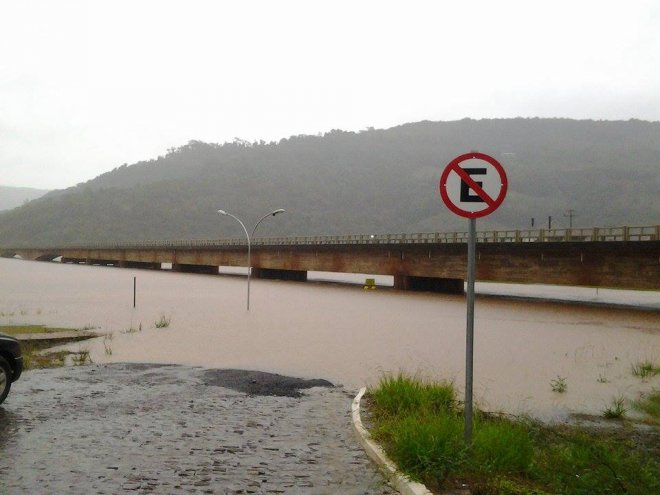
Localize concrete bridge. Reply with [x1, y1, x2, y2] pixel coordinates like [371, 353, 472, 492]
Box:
[2, 225, 659, 292]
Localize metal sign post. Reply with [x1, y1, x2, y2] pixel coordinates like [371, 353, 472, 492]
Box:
[439, 152, 507, 444]
[464, 217, 476, 443]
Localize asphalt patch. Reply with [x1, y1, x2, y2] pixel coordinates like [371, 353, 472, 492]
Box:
[201, 369, 334, 397]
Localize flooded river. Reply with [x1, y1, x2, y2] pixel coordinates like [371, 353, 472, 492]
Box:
[1, 258, 658, 421]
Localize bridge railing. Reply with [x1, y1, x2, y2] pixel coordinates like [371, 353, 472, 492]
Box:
[2, 225, 657, 251]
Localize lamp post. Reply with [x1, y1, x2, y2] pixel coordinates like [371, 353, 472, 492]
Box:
[217, 208, 286, 310]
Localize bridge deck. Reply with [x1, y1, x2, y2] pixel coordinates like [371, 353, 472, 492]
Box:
[2, 226, 659, 291]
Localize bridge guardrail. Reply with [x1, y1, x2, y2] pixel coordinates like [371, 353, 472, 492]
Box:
[1, 225, 657, 251]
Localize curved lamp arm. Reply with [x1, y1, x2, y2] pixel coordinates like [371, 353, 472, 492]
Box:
[252, 208, 286, 238]
[217, 208, 286, 311]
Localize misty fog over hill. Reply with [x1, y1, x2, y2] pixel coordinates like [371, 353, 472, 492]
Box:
[0, 186, 50, 212]
[0, 118, 658, 246]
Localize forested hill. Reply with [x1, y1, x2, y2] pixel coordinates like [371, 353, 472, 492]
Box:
[1, 118, 658, 246]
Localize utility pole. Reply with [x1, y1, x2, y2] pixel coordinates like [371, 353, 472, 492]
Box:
[564, 209, 577, 228]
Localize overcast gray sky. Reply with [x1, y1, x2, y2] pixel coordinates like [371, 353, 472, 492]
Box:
[1, 0, 658, 190]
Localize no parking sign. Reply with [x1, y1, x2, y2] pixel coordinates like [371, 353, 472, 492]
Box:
[439, 152, 507, 218]
[439, 151, 507, 444]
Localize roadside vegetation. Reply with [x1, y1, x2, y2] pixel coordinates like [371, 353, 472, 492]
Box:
[631, 360, 660, 379]
[0, 324, 78, 335]
[1, 324, 95, 369]
[633, 391, 660, 424]
[366, 373, 659, 495]
[154, 314, 171, 328]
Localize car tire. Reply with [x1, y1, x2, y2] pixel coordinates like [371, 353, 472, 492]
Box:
[0, 356, 12, 405]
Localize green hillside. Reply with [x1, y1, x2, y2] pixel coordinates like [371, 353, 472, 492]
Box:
[1, 118, 658, 246]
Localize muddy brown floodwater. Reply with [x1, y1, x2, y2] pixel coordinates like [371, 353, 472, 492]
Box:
[1, 258, 658, 420]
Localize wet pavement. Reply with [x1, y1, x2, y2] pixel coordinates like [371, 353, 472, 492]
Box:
[0, 363, 396, 494]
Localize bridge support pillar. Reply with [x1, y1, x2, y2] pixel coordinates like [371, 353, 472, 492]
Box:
[172, 263, 218, 275]
[119, 261, 161, 270]
[61, 257, 86, 264]
[394, 275, 464, 294]
[85, 259, 119, 267]
[252, 268, 307, 282]
[35, 254, 59, 262]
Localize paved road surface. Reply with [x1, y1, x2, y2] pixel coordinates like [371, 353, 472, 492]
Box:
[0, 363, 396, 494]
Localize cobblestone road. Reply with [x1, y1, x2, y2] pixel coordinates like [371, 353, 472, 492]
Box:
[0, 363, 396, 494]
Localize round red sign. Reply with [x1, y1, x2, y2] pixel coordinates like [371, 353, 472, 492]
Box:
[439, 152, 508, 218]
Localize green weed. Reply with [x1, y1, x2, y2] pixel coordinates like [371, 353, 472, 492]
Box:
[603, 396, 627, 419]
[154, 314, 171, 328]
[122, 322, 142, 334]
[631, 361, 660, 379]
[71, 349, 92, 366]
[550, 376, 567, 393]
[597, 374, 610, 383]
[103, 333, 113, 356]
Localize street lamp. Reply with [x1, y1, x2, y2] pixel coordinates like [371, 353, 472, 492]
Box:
[252, 209, 286, 238]
[217, 208, 286, 310]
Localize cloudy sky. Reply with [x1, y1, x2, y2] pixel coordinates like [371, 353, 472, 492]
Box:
[1, 0, 658, 189]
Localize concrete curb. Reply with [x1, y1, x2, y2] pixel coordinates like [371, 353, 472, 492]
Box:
[14, 331, 101, 342]
[352, 387, 434, 495]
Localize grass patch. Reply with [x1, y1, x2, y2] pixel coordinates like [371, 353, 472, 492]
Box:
[0, 324, 76, 335]
[367, 373, 659, 494]
[21, 341, 68, 369]
[1, 324, 97, 369]
[369, 373, 456, 418]
[20, 340, 77, 369]
[632, 361, 660, 379]
[634, 392, 660, 423]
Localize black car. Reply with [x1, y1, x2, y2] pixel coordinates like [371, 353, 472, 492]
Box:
[0, 332, 23, 405]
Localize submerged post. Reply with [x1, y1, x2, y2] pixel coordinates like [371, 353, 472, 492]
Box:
[133, 276, 136, 308]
